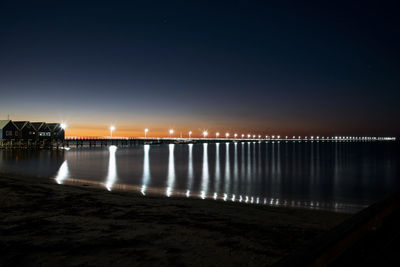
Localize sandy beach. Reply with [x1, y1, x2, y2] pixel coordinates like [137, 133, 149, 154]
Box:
[0, 173, 349, 266]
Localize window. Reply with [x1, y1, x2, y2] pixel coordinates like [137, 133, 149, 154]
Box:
[6, 131, 12, 136]
[15, 131, 18, 136]
[39, 132, 51, 136]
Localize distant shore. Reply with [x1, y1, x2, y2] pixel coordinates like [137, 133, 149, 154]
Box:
[0, 172, 349, 266]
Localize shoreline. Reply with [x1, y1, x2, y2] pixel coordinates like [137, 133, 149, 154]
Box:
[1, 172, 350, 266]
[61, 176, 367, 214]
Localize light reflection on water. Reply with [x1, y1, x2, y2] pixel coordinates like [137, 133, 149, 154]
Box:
[186, 144, 193, 198]
[215, 143, 221, 197]
[201, 143, 209, 199]
[233, 143, 238, 194]
[105, 145, 118, 191]
[140, 144, 150, 195]
[224, 143, 230, 194]
[55, 160, 69, 184]
[0, 142, 399, 213]
[166, 144, 175, 197]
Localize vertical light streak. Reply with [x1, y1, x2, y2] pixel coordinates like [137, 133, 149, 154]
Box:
[215, 143, 221, 194]
[224, 142, 230, 194]
[105, 145, 118, 191]
[186, 143, 193, 197]
[201, 143, 209, 199]
[241, 143, 245, 189]
[233, 142, 239, 194]
[140, 144, 151, 195]
[166, 144, 175, 197]
[55, 160, 69, 184]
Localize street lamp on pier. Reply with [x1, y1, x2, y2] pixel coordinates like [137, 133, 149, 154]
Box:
[61, 123, 67, 138]
[144, 128, 149, 138]
[110, 126, 115, 138]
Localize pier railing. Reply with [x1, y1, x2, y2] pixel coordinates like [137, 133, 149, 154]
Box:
[0, 136, 396, 149]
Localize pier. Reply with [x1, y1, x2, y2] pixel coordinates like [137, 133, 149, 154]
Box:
[0, 136, 396, 150]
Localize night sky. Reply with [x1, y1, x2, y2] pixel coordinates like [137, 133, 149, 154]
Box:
[1, 1, 399, 137]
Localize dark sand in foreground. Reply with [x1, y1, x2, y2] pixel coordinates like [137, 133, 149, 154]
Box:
[0, 173, 349, 266]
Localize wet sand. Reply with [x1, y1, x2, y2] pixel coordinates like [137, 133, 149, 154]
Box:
[0, 173, 349, 266]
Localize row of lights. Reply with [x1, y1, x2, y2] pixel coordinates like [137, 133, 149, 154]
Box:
[166, 129, 270, 139]
[143, 129, 395, 141]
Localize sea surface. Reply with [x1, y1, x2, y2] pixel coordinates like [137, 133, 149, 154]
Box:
[1, 141, 399, 213]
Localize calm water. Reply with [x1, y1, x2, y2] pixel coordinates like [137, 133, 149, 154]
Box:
[1, 142, 399, 212]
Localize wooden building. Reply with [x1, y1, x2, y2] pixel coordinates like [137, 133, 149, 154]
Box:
[47, 123, 65, 141]
[13, 121, 36, 140]
[31, 122, 52, 140]
[1, 120, 65, 142]
[0, 120, 19, 140]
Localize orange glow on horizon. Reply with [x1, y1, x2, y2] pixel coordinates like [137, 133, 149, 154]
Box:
[63, 123, 364, 138]
[66, 128, 229, 138]
[65, 126, 213, 138]
[65, 125, 272, 138]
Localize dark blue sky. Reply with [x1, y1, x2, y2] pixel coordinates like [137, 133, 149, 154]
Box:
[1, 0, 399, 136]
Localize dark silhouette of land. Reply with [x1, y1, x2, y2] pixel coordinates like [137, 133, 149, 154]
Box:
[0, 173, 349, 266]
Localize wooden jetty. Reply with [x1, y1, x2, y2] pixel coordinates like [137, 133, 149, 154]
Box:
[0, 136, 396, 150]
